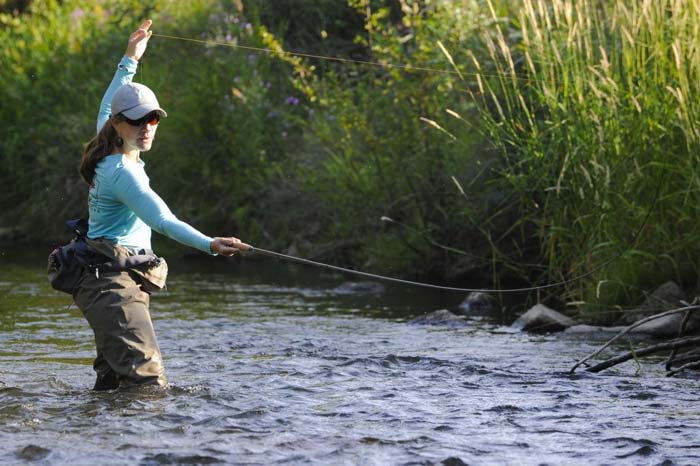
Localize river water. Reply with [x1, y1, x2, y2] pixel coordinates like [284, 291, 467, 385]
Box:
[1, 251, 700, 465]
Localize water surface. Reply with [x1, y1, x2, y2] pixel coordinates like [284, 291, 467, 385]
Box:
[1, 251, 699, 465]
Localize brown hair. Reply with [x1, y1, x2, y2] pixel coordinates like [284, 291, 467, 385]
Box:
[79, 116, 122, 185]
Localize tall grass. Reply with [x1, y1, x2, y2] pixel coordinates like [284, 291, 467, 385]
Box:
[466, 0, 700, 320]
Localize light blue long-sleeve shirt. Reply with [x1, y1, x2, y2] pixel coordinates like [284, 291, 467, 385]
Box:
[87, 56, 214, 254]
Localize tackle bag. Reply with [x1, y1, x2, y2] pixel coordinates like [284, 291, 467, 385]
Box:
[47, 219, 92, 294]
[47, 219, 165, 294]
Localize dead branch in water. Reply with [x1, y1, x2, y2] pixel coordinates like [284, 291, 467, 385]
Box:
[584, 336, 700, 373]
[665, 308, 693, 371]
[570, 304, 700, 374]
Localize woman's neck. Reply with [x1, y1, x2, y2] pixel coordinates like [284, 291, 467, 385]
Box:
[123, 149, 141, 162]
[111, 148, 140, 162]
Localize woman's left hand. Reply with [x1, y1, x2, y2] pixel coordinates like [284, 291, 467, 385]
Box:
[211, 237, 251, 256]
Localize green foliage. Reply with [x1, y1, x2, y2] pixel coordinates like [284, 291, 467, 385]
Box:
[0, 0, 302, 245]
[469, 0, 700, 319]
[3, 0, 699, 318]
[275, 0, 498, 280]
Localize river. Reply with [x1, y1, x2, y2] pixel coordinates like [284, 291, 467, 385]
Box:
[1, 249, 699, 465]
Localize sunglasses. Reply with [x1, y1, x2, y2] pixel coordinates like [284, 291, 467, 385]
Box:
[121, 112, 161, 127]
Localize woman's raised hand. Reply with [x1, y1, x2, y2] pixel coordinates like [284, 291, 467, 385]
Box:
[125, 19, 153, 61]
[211, 237, 251, 257]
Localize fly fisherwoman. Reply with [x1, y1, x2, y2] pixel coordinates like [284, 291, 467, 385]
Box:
[75, 19, 249, 390]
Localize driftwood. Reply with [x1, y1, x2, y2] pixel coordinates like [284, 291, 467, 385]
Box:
[570, 303, 700, 375]
[663, 349, 700, 367]
[665, 309, 693, 371]
[667, 359, 700, 377]
[584, 336, 700, 373]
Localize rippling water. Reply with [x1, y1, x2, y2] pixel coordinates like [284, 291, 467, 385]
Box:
[2, 253, 700, 465]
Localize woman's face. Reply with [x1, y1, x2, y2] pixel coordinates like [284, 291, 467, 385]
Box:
[114, 112, 160, 152]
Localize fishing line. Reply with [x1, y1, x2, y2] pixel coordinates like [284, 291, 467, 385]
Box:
[247, 163, 665, 294]
[248, 181, 656, 294]
[152, 33, 664, 294]
[247, 166, 663, 294]
[152, 33, 528, 81]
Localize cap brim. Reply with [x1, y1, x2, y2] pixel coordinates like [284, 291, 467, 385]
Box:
[121, 105, 168, 120]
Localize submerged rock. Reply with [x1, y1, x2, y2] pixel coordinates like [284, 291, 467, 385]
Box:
[511, 304, 575, 333]
[457, 291, 497, 314]
[333, 281, 385, 295]
[17, 445, 51, 461]
[565, 324, 626, 334]
[408, 309, 469, 327]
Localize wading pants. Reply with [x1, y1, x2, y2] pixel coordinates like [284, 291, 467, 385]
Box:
[73, 269, 167, 390]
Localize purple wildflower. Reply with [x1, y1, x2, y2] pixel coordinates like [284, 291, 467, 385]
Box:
[70, 8, 84, 21]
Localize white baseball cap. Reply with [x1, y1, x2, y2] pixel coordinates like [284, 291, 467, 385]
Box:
[111, 82, 167, 120]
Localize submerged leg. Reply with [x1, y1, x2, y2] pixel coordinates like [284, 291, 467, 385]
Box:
[92, 352, 120, 390]
[75, 270, 167, 389]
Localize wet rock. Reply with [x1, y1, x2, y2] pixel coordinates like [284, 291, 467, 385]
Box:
[620, 281, 687, 325]
[333, 281, 385, 295]
[457, 291, 497, 314]
[628, 313, 697, 337]
[17, 445, 51, 461]
[565, 324, 626, 334]
[442, 457, 469, 466]
[141, 453, 223, 464]
[408, 309, 468, 327]
[621, 281, 699, 337]
[511, 304, 575, 333]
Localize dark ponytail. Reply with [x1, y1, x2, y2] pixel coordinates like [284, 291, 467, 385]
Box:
[79, 117, 122, 185]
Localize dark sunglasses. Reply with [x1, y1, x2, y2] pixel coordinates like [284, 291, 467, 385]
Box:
[121, 112, 161, 127]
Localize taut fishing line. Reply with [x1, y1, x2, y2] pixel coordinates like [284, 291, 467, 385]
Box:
[152, 32, 663, 294]
[152, 33, 526, 81]
[248, 174, 660, 293]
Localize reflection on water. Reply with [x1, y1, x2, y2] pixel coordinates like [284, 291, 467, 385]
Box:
[1, 252, 700, 465]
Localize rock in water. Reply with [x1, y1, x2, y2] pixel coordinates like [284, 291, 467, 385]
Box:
[457, 291, 497, 314]
[408, 309, 469, 327]
[621, 281, 700, 337]
[621, 281, 687, 325]
[511, 304, 575, 333]
[333, 281, 385, 295]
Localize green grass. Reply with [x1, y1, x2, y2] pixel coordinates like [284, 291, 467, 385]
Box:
[456, 0, 700, 320]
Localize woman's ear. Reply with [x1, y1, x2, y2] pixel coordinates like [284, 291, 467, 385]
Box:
[110, 117, 122, 134]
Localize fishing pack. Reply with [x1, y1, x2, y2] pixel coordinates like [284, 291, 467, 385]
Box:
[47, 219, 167, 294]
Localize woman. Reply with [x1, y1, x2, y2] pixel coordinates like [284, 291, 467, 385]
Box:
[76, 20, 249, 390]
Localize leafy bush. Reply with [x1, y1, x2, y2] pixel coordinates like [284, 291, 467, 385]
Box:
[0, 0, 302, 248]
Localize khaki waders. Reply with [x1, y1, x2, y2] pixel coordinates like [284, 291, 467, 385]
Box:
[73, 238, 168, 390]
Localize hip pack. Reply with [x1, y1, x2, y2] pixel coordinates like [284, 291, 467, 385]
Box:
[47, 219, 165, 294]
